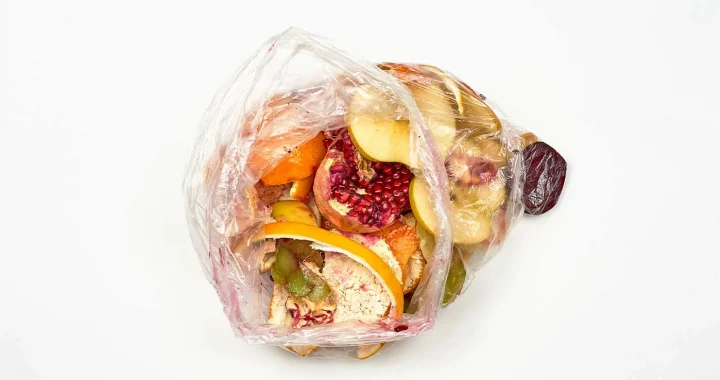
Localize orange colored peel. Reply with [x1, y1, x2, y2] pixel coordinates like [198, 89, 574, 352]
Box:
[263, 222, 404, 317]
[259, 134, 326, 185]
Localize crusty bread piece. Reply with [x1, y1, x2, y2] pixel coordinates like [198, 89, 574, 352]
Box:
[370, 215, 419, 281]
[269, 261, 337, 329]
[254, 182, 291, 205]
[268, 283, 291, 326]
[321, 251, 391, 322]
[259, 242, 277, 272]
[269, 281, 323, 358]
[339, 232, 402, 283]
[403, 249, 425, 294]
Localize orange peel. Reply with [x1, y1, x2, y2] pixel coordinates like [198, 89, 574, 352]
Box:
[259, 133, 326, 186]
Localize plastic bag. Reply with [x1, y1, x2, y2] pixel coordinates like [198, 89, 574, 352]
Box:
[183, 27, 566, 359]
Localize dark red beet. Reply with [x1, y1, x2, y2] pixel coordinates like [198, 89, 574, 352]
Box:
[522, 142, 567, 215]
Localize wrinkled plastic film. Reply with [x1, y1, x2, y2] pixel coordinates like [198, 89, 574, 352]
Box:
[183, 28, 453, 347]
[183, 27, 559, 358]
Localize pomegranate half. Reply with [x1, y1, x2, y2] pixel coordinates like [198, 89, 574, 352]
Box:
[313, 129, 413, 233]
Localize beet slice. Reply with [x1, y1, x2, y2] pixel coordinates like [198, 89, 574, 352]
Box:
[522, 142, 567, 215]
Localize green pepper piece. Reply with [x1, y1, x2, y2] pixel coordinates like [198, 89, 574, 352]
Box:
[443, 248, 467, 305]
[274, 245, 298, 275]
[282, 240, 323, 268]
[308, 282, 331, 302]
[287, 269, 311, 297]
[271, 264, 287, 285]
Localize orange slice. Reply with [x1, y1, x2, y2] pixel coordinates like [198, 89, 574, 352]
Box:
[263, 222, 404, 317]
[289, 175, 314, 200]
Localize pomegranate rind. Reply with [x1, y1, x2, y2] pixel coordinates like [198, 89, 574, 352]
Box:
[313, 132, 413, 233]
[313, 151, 382, 233]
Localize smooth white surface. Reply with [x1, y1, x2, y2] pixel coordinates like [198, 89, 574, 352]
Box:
[1, 0, 719, 378]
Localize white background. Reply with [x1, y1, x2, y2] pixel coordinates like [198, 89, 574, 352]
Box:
[2, 0, 719, 378]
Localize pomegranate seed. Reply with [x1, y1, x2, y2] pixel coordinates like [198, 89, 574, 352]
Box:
[372, 184, 382, 193]
[392, 172, 400, 179]
[393, 189, 402, 197]
[339, 192, 350, 203]
[373, 194, 382, 202]
[393, 180, 401, 187]
[381, 202, 389, 211]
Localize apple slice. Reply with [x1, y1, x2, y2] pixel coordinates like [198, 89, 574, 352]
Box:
[403, 81, 456, 158]
[410, 178, 502, 245]
[289, 175, 314, 200]
[519, 132, 539, 150]
[419, 65, 501, 137]
[378, 64, 457, 159]
[357, 343, 384, 360]
[287, 345, 318, 357]
[449, 188, 494, 245]
[348, 117, 412, 166]
[446, 137, 508, 186]
[347, 84, 407, 121]
[409, 178, 440, 237]
[270, 200, 318, 226]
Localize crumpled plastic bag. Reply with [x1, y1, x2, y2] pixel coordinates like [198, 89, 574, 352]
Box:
[183, 27, 565, 359]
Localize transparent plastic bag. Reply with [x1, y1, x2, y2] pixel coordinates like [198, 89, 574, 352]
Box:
[183, 27, 565, 359]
